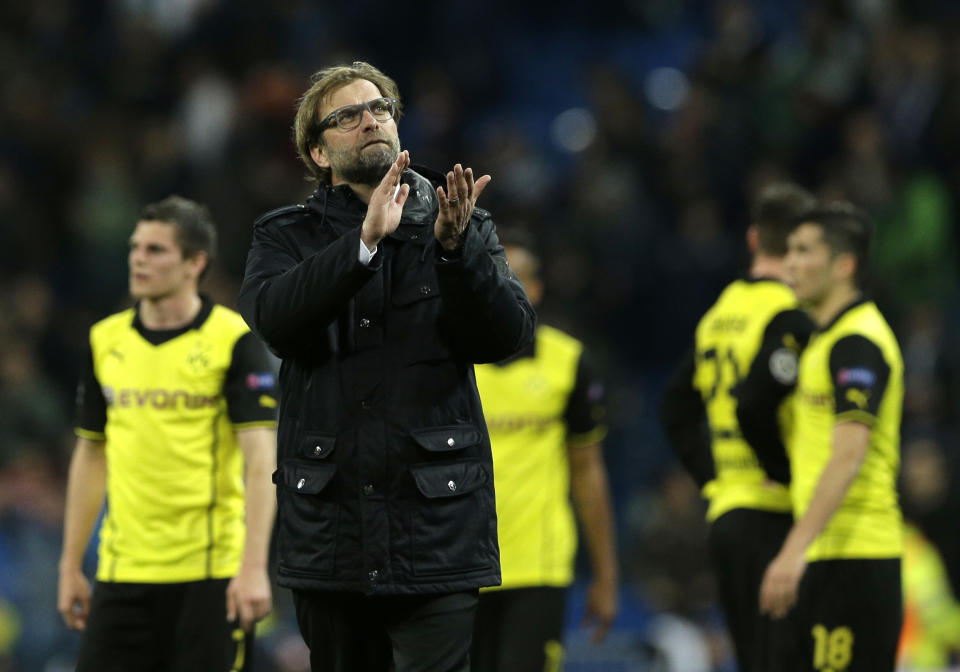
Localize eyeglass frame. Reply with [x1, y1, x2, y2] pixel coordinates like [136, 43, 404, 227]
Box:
[316, 97, 398, 134]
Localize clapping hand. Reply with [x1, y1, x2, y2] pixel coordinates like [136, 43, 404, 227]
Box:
[361, 150, 411, 251]
[434, 163, 491, 251]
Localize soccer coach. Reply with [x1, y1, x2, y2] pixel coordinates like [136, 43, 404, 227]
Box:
[237, 61, 536, 671]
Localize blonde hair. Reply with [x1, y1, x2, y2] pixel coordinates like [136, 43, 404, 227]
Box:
[293, 61, 403, 183]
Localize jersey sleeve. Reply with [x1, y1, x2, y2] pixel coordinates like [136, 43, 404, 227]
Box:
[828, 334, 891, 425]
[75, 338, 107, 440]
[223, 332, 279, 427]
[735, 308, 815, 484]
[563, 351, 608, 447]
[660, 347, 715, 488]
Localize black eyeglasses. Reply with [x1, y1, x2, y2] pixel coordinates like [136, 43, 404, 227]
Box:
[317, 97, 398, 132]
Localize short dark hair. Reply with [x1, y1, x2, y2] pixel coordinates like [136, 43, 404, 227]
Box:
[750, 182, 817, 256]
[794, 201, 873, 288]
[139, 195, 217, 277]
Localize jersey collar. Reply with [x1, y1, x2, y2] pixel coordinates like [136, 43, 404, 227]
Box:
[817, 295, 870, 333]
[132, 295, 214, 345]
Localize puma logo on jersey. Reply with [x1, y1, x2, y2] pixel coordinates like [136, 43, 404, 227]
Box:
[845, 388, 870, 410]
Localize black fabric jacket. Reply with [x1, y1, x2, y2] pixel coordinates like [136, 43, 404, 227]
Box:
[238, 167, 536, 595]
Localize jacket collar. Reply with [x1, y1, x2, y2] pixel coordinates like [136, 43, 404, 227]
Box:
[306, 168, 439, 240]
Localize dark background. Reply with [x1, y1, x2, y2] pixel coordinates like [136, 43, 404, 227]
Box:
[2, 0, 960, 669]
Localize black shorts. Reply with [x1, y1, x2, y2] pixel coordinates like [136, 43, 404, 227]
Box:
[76, 579, 253, 672]
[471, 586, 567, 672]
[794, 558, 902, 672]
[709, 508, 796, 672]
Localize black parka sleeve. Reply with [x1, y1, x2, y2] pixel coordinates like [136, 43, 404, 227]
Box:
[735, 308, 814, 484]
[433, 213, 536, 363]
[660, 347, 715, 488]
[238, 219, 379, 356]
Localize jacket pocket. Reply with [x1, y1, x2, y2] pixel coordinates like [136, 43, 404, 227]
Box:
[301, 430, 336, 459]
[408, 461, 491, 576]
[274, 460, 338, 576]
[410, 424, 482, 452]
[391, 278, 452, 364]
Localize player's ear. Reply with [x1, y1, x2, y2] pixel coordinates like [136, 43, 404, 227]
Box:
[746, 226, 759, 255]
[187, 251, 209, 279]
[833, 251, 856, 283]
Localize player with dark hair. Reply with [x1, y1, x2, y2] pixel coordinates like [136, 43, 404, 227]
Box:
[661, 183, 817, 671]
[471, 232, 618, 672]
[760, 202, 904, 672]
[58, 195, 278, 672]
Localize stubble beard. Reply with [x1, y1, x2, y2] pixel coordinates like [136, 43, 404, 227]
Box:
[329, 137, 401, 187]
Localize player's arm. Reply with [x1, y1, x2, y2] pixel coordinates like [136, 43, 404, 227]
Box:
[565, 354, 618, 642]
[58, 344, 108, 632]
[660, 347, 715, 488]
[222, 332, 279, 631]
[759, 334, 890, 618]
[227, 427, 277, 631]
[569, 440, 618, 642]
[735, 308, 814, 484]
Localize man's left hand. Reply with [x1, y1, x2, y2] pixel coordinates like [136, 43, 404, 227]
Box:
[759, 547, 807, 619]
[226, 566, 272, 632]
[434, 163, 491, 251]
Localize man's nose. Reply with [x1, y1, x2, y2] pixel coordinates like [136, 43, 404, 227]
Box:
[359, 108, 380, 129]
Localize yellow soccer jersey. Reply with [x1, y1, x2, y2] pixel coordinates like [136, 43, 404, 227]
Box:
[75, 298, 277, 583]
[692, 279, 811, 522]
[475, 325, 606, 589]
[792, 299, 903, 561]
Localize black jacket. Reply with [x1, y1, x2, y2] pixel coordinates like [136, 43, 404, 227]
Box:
[238, 167, 536, 594]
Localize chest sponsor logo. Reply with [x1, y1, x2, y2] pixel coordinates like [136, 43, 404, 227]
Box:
[486, 416, 559, 433]
[102, 385, 219, 409]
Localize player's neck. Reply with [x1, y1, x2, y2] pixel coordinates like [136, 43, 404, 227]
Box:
[139, 291, 203, 330]
[810, 284, 861, 328]
[749, 254, 787, 282]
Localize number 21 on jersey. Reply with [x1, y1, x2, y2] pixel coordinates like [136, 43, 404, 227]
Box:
[695, 346, 742, 402]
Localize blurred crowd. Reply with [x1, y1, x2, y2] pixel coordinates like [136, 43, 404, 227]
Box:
[3, 0, 960, 669]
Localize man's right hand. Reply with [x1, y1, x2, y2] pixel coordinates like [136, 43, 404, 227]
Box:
[58, 566, 92, 631]
[361, 150, 411, 251]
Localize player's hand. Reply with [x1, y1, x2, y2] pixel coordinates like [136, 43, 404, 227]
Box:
[759, 547, 807, 619]
[226, 566, 272, 632]
[582, 577, 618, 643]
[361, 150, 411, 251]
[57, 566, 92, 631]
[434, 163, 491, 251]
